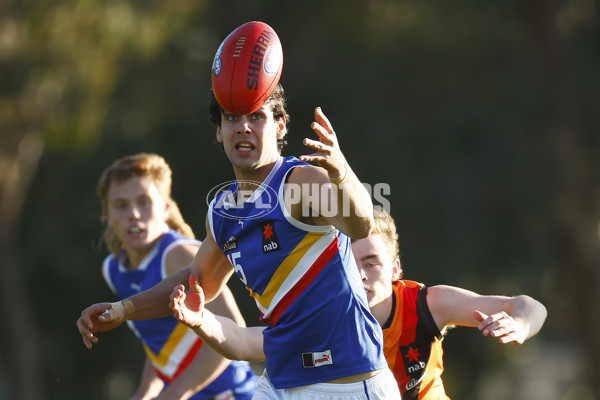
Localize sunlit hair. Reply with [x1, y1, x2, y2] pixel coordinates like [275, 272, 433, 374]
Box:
[97, 153, 194, 256]
[372, 206, 403, 279]
[208, 83, 290, 152]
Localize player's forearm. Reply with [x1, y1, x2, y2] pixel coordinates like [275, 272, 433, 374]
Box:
[127, 266, 191, 320]
[194, 310, 266, 362]
[331, 167, 374, 239]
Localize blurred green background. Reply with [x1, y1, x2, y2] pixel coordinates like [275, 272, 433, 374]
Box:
[1, 1, 598, 399]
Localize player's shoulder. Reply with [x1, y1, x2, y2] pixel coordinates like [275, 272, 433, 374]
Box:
[164, 241, 200, 276]
[287, 163, 328, 185]
[398, 279, 425, 289]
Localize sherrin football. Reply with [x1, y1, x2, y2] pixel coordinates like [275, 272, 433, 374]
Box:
[211, 21, 283, 115]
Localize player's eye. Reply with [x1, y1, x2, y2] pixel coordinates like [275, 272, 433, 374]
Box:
[112, 201, 128, 210]
[224, 113, 239, 121]
[137, 196, 153, 207]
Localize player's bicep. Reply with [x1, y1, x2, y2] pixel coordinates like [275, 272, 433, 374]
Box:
[192, 218, 234, 302]
[285, 166, 343, 227]
[427, 285, 486, 329]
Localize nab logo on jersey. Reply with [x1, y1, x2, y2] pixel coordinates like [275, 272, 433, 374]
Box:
[401, 345, 426, 375]
[261, 221, 281, 254]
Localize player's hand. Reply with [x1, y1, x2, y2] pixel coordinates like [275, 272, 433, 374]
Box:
[76, 302, 126, 349]
[300, 107, 348, 180]
[170, 274, 205, 329]
[474, 310, 528, 345]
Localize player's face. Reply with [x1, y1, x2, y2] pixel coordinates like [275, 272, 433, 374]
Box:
[104, 175, 169, 264]
[352, 234, 399, 309]
[216, 105, 286, 174]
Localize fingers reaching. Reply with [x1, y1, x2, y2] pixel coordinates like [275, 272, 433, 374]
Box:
[76, 317, 94, 349]
[170, 282, 205, 329]
[473, 310, 487, 323]
[313, 107, 334, 136]
[474, 310, 526, 345]
[300, 107, 347, 176]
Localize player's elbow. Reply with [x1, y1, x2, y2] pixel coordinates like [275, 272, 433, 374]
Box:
[515, 295, 548, 337]
[202, 285, 221, 304]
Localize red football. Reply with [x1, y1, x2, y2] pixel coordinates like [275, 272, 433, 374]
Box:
[211, 21, 284, 115]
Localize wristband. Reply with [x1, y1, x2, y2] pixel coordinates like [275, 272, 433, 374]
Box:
[329, 166, 348, 185]
[106, 300, 135, 322]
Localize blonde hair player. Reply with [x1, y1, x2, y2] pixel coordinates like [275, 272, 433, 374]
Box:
[80, 153, 257, 399]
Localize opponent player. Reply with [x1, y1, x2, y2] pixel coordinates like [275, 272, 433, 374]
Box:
[77, 82, 401, 398]
[85, 153, 257, 399]
[172, 207, 547, 399]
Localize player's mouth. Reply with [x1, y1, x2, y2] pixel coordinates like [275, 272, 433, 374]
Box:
[235, 142, 255, 152]
[128, 226, 144, 236]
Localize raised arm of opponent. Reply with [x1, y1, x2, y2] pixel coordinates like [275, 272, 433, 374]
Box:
[426, 285, 547, 345]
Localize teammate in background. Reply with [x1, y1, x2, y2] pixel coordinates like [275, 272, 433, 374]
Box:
[172, 207, 548, 400]
[81, 153, 257, 399]
[77, 85, 401, 399]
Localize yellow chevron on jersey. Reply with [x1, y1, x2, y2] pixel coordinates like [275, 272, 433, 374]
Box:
[247, 230, 336, 319]
[141, 322, 200, 378]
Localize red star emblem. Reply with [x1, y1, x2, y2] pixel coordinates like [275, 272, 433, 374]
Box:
[405, 346, 420, 363]
[263, 223, 274, 240]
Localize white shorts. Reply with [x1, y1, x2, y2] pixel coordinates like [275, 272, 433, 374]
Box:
[252, 368, 401, 400]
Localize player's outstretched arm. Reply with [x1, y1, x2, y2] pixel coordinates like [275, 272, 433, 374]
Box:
[77, 302, 126, 349]
[426, 285, 547, 345]
[472, 294, 547, 344]
[293, 107, 374, 238]
[76, 265, 191, 349]
[171, 281, 266, 362]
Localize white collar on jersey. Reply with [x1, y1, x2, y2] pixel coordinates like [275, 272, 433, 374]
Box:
[220, 157, 283, 209]
[246, 156, 283, 203]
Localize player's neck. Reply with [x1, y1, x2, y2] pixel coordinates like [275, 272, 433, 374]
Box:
[123, 234, 163, 270]
[370, 294, 394, 327]
[233, 157, 279, 186]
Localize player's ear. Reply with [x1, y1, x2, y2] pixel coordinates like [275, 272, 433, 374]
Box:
[392, 258, 402, 281]
[163, 200, 170, 220]
[276, 117, 287, 140]
[216, 127, 223, 143]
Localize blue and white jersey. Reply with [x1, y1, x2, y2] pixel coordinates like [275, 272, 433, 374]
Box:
[102, 230, 257, 399]
[209, 156, 387, 389]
